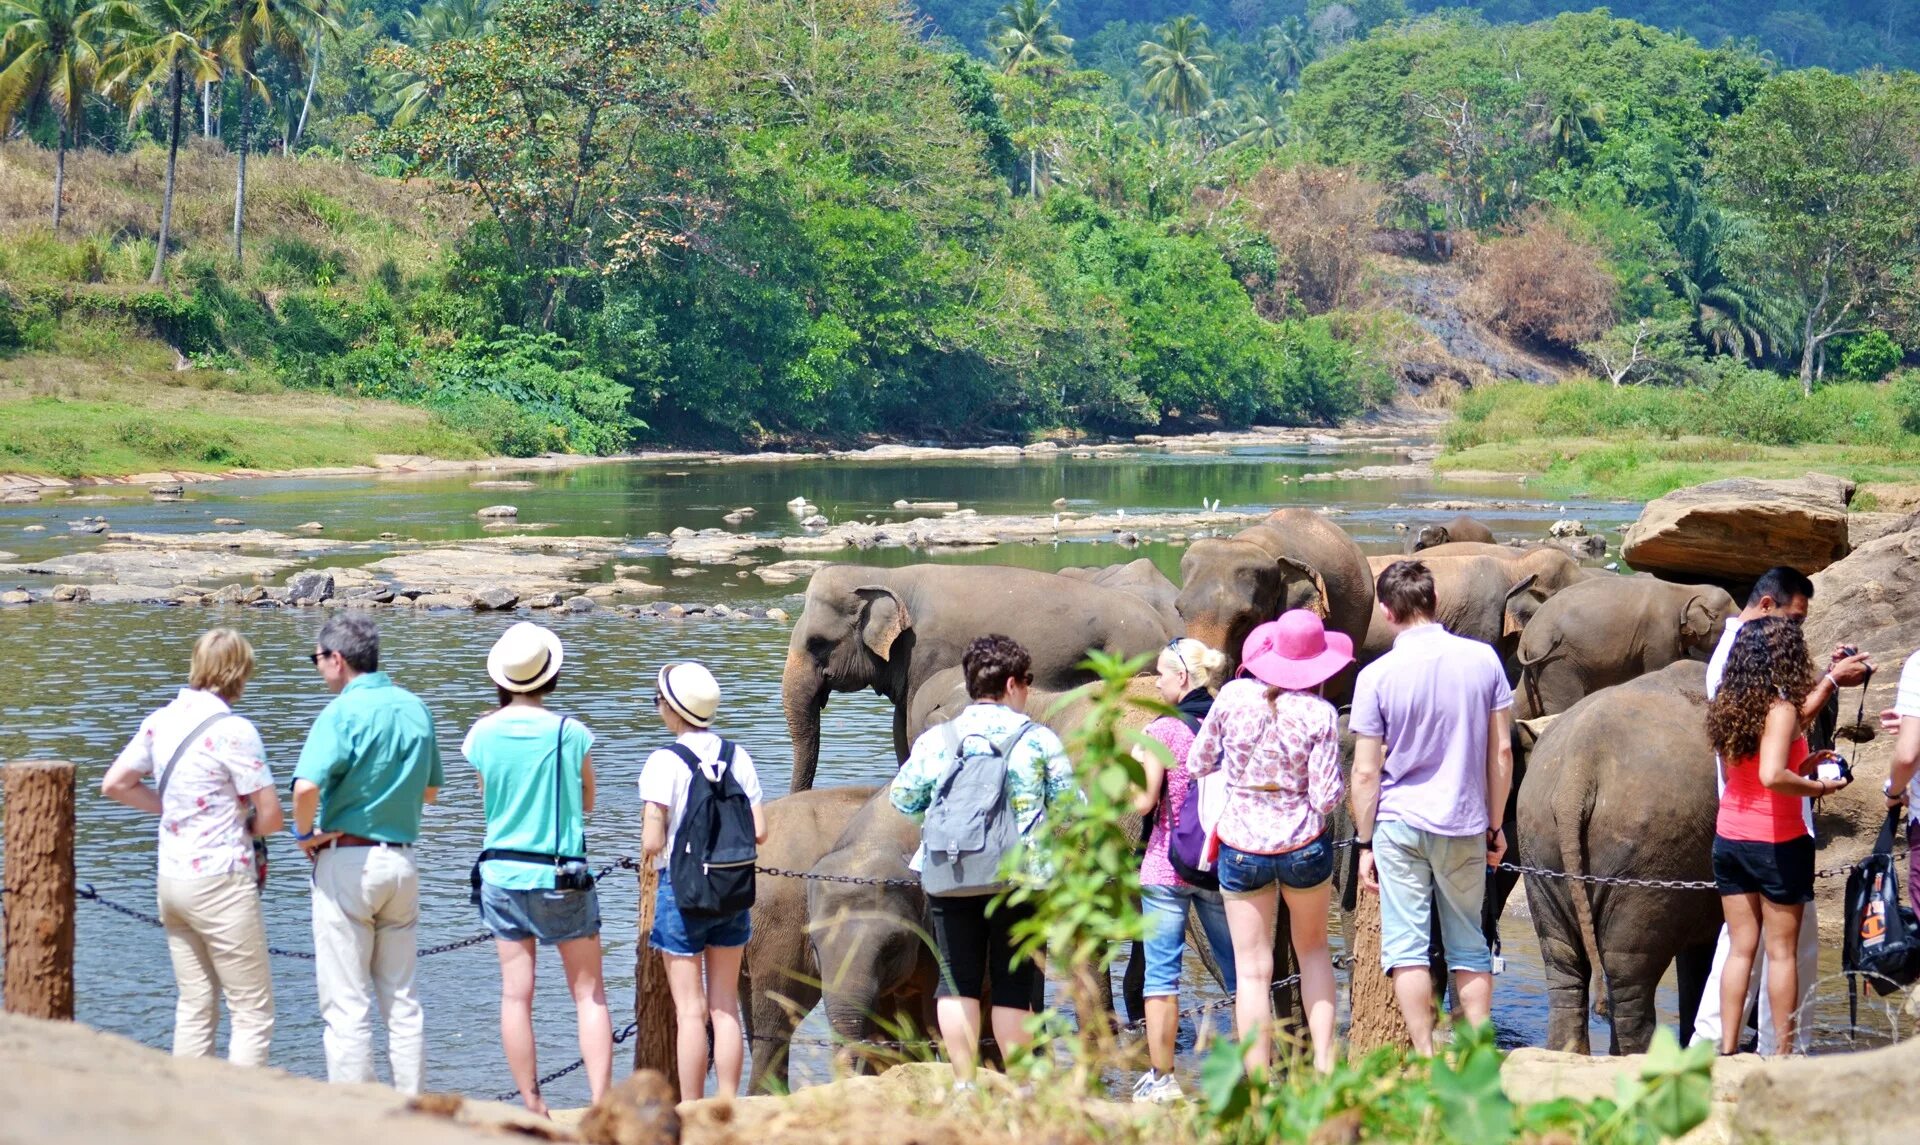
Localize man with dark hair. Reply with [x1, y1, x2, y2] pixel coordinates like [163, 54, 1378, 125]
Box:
[890, 634, 1073, 1091]
[1694, 566, 1871, 1053]
[1348, 560, 1514, 1054]
[292, 616, 442, 1093]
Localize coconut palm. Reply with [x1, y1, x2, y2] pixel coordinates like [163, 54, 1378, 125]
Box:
[1261, 16, 1314, 89]
[401, 0, 493, 46]
[1670, 189, 1797, 362]
[209, 0, 330, 262]
[1225, 81, 1292, 152]
[0, 0, 110, 228]
[102, 0, 220, 281]
[1537, 85, 1605, 162]
[1138, 15, 1216, 119]
[989, 0, 1071, 75]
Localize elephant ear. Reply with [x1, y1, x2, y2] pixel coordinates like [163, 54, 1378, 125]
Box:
[1679, 593, 1718, 645]
[1515, 713, 1560, 752]
[1502, 573, 1543, 637]
[1274, 555, 1331, 620]
[853, 585, 913, 660]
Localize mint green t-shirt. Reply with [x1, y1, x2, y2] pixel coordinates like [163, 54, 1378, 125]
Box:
[294, 672, 444, 843]
[462, 706, 595, 891]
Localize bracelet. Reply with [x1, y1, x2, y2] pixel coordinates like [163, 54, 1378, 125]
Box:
[294, 827, 316, 842]
[1353, 838, 1372, 851]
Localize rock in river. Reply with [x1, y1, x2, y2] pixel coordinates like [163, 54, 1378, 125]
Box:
[1622, 473, 1853, 582]
[472, 585, 520, 611]
[362, 546, 595, 596]
[1, 548, 297, 584]
[285, 570, 336, 605]
[476, 505, 519, 519]
[0, 589, 32, 604]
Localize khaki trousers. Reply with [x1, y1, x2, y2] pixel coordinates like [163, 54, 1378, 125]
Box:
[156, 871, 274, 1066]
[311, 844, 424, 1094]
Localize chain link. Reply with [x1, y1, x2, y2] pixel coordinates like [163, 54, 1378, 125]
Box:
[494, 1021, 639, 1104]
[753, 865, 922, 888]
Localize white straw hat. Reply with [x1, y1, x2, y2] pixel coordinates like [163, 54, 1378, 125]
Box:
[488, 622, 564, 693]
[657, 662, 719, 728]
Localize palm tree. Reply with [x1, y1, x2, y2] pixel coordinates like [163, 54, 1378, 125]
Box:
[988, 0, 1071, 75]
[103, 0, 220, 282]
[1670, 189, 1797, 362]
[209, 0, 329, 262]
[1537, 85, 1605, 162]
[400, 0, 492, 46]
[1261, 16, 1314, 89]
[1138, 15, 1215, 119]
[0, 0, 109, 229]
[1225, 82, 1291, 152]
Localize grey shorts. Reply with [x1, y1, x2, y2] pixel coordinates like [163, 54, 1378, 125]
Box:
[477, 880, 602, 944]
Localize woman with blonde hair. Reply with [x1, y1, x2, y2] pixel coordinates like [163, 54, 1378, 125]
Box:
[1129, 637, 1237, 1103]
[103, 627, 284, 1065]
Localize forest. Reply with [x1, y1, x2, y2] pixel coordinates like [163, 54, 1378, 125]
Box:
[2, 0, 1919, 456]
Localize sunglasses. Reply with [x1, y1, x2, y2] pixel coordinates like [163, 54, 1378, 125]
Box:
[308, 649, 336, 665]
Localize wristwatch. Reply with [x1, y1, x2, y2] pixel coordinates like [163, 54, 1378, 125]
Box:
[1353, 838, 1372, 851]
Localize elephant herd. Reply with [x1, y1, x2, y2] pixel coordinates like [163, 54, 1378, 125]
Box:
[744, 507, 1749, 1085]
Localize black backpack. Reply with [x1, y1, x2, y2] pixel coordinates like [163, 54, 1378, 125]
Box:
[667, 741, 758, 918]
[1844, 809, 1920, 1019]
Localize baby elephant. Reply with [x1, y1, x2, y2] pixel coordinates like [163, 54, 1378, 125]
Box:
[1514, 576, 1736, 718]
[1411, 514, 1496, 552]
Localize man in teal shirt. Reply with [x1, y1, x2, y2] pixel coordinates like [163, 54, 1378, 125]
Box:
[293, 615, 441, 1095]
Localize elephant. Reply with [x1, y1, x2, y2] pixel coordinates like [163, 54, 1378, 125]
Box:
[1514, 577, 1737, 719]
[742, 784, 878, 1094]
[1176, 507, 1375, 694]
[782, 563, 1175, 792]
[1361, 553, 1550, 668]
[1515, 660, 1723, 1055]
[805, 788, 941, 1068]
[1411, 514, 1497, 552]
[1060, 558, 1182, 635]
[1411, 542, 1588, 593]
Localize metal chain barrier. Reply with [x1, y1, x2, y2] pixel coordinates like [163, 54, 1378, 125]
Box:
[493, 1020, 639, 1104]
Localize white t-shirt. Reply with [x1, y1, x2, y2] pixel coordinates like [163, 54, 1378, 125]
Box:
[112, 688, 274, 881]
[1893, 650, 1920, 821]
[638, 731, 763, 870]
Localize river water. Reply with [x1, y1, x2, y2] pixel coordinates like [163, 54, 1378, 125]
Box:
[0, 441, 1876, 1105]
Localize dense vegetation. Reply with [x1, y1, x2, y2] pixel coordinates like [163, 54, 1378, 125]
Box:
[3, 0, 1919, 466]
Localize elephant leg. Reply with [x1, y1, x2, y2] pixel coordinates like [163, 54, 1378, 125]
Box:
[892, 701, 909, 765]
[1597, 950, 1665, 1056]
[1527, 879, 1593, 1055]
[747, 977, 819, 1094]
[1674, 940, 1717, 1049]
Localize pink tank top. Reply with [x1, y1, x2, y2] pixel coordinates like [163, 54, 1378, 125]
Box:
[1717, 736, 1810, 844]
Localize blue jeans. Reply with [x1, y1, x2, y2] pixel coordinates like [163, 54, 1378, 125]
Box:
[648, 875, 750, 956]
[1218, 833, 1336, 896]
[477, 881, 601, 944]
[1141, 884, 1238, 997]
[1373, 819, 1492, 974]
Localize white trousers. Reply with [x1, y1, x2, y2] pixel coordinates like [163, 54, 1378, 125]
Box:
[1692, 899, 1820, 1054]
[311, 844, 424, 1093]
[157, 871, 274, 1065]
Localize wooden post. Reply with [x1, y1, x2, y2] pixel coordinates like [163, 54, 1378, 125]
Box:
[632, 861, 679, 1093]
[1345, 892, 1413, 1054]
[3, 761, 76, 1020]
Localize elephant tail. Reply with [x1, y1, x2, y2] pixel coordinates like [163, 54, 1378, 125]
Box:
[1516, 630, 1566, 719]
[1550, 759, 1614, 1050]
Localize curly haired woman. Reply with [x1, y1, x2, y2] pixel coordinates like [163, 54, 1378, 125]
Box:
[1706, 616, 1850, 1056]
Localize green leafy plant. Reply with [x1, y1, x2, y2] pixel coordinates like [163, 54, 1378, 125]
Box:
[1838, 330, 1903, 383]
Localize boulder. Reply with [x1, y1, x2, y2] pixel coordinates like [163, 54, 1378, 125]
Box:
[1808, 521, 1920, 677]
[475, 505, 518, 519]
[580, 1068, 680, 1145]
[149, 484, 185, 497]
[0, 589, 32, 604]
[411, 593, 474, 610]
[731, 506, 757, 518]
[563, 595, 596, 613]
[1622, 474, 1854, 581]
[766, 607, 791, 623]
[471, 585, 519, 611]
[295, 521, 324, 532]
[800, 514, 830, 529]
[709, 604, 733, 619]
[213, 518, 244, 526]
[21, 524, 44, 532]
[285, 570, 335, 605]
[1731, 1033, 1920, 1143]
[525, 592, 563, 610]
[50, 584, 89, 603]
[1549, 519, 1587, 537]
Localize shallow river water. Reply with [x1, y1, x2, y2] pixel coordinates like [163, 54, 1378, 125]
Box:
[0, 441, 1880, 1105]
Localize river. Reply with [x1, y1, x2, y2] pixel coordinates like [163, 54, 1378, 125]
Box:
[0, 440, 1874, 1105]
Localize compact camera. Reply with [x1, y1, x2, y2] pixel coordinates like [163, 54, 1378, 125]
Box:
[1809, 749, 1853, 785]
[554, 860, 597, 892]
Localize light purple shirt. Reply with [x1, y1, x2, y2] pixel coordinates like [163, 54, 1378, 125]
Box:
[1350, 623, 1513, 837]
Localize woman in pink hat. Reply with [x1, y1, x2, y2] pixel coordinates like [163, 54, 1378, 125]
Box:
[1189, 609, 1349, 1075]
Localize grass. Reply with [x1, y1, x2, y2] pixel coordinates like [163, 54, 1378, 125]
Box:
[0, 323, 485, 478]
[1438, 377, 1920, 500]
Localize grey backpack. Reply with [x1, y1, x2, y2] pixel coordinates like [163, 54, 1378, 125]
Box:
[920, 720, 1036, 898]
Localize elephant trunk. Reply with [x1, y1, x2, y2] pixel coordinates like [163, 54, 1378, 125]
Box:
[784, 646, 827, 794]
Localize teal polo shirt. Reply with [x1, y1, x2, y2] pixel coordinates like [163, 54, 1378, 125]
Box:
[295, 672, 444, 843]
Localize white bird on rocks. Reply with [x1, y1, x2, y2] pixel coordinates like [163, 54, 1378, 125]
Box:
[1116, 507, 1126, 519]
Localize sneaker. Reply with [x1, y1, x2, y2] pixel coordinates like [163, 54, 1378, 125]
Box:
[1129, 1070, 1160, 1102]
[1140, 1073, 1185, 1104]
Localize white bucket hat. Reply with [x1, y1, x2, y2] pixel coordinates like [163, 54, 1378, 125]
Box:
[488, 622, 564, 693]
[657, 661, 719, 728]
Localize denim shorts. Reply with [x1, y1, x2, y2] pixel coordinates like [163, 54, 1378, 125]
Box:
[1373, 819, 1492, 975]
[648, 874, 750, 957]
[1141, 883, 1237, 997]
[1712, 835, 1814, 905]
[477, 880, 602, 945]
[1218, 832, 1336, 897]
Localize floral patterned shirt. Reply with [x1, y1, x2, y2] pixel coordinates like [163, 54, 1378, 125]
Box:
[112, 688, 273, 881]
[1188, 679, 1343, 855]
[1141, 715, 1197, 888]
[891, 702, 1076, 884]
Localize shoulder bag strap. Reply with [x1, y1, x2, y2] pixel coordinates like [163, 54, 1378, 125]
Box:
[552, 715, 572, 864]
[157, 712, 231, 804]
[1876, 806, 1902, 856]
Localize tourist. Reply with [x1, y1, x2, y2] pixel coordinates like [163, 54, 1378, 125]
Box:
[1131, 638, 1238, 1102]
[1190, 613, 1348, 1075]
[102, 628, 283, 1065]
[640, 661, 766, 1101]
[292, 615, 443, 1095]
[464, 622, 611, 1114]
[1693, 567, 1873, 1054]
[1707, 616, 1850, 1056]
[890, 634, 1074, 1090]
[1882, 650, 1920, 913]
[1349, 560, 1514, 1055]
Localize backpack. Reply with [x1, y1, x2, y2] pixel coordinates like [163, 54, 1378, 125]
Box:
[1844, 809, 1920, 1020]
[920, 721, 1036, 898]
[667, 741, 758, 918]
[1157, 711, 1220, 892]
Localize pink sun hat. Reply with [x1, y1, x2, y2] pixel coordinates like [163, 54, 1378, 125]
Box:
[1240, 610, 1354, 690]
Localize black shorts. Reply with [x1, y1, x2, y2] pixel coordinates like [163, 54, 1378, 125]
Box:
[1712, 835, 1815, 905]
[927, 895, 1044, 1011]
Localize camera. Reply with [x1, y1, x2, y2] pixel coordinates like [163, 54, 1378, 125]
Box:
[554, 860, 596, 892]
[1810, 750, 1853, 785]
